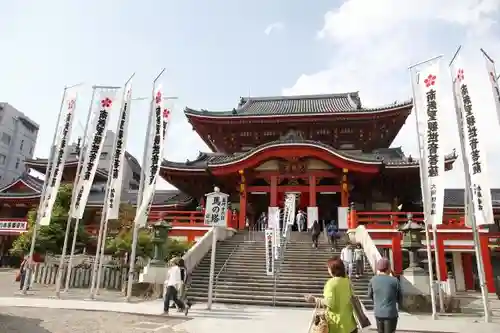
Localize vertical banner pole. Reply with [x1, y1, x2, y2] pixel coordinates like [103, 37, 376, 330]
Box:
[126, 69, 165, 301]
[22, 87, 68, 294]
[93, 73, 135, 298]
[207, 226, 217, 310]
[449, 48, 491, 321]
[64, 88, 97, 292]
[55, 87, 94, 297]
[408, 66, 438, 319]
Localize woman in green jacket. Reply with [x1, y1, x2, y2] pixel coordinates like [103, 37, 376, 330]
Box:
[305, 256, 357, 333]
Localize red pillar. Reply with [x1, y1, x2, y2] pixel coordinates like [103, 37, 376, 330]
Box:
[270, 176, 278, 207]
[309, 175, 316, 207]
[479, 235, 495, 293]
[391, 233, 403, 275]
[238, 170, 247, 230]
[462, 253, 474, 290]
[435, 235, 448, 281]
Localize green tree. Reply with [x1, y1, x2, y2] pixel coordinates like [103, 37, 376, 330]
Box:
[10, 184, 89, 255]
[105, 228, 153, 258]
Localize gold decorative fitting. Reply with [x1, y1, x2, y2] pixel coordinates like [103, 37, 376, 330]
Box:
[342, 168, 348, 173]
[342, 183, 347, 191]
[238, 169, 244, 175]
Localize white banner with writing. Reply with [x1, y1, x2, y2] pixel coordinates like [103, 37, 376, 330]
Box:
[451, 53, 494, 226]
[265, 229, 274, 276]
[107, 82, 133, 219]
[72, 87, 118, 219]
[204, 191, 229, 226]
[40, 92, 77, 225]
[414, 60, 445, 226]
[482, 50, 500, 127]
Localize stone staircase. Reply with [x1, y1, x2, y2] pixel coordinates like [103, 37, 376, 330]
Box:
[187, 231, 374, 309]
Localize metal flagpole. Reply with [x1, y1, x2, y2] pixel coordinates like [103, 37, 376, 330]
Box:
[64, 87, 97, 292]
[93, 73, 135, 298]
[126, 68, 165, 301]
[22, 84, 77, 294]
[449, 47, 491, 322]
[55, 86, 94, 297]
[65, 84, 121, 292]
[408, 65, 439, 319]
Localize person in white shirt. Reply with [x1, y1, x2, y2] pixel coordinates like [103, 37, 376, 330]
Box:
[340, 244, 354, 278]
[164, 259, 189, 315]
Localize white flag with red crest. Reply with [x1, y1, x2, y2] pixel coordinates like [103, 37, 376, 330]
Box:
[71, 87, 119, 219]
[413, 60, 445, 226]
[40, 92, 77, 226]
[451, 53, 494, 226]
[481, 49, 500, 127]
[106, 82, 133, 220]
[134, 86, 172, 227]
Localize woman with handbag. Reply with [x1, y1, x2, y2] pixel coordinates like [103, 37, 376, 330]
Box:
[304, 257, 357, 333]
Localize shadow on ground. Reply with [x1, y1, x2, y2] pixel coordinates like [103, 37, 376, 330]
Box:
[0, 314, 52, 332]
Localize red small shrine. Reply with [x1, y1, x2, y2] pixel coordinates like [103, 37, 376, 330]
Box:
[0, 92, 498, 294]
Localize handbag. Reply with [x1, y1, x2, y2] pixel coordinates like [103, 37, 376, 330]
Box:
[350, 282, 371, 329]
[308, 302, 328, 333]
[15, 271, 21, 282]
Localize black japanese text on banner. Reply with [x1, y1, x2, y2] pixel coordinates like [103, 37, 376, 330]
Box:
[482, 50, 500, 126]
[40, 93, 77, 226]
[415, 60, 444, 226]
[265, 229, 274, 276]
[107, 83, 133, 219]
[135, 86, 166, 227]
[72, 88, 118, 219]
[204, 191, 229, 226]
[451, 54, 494, 226]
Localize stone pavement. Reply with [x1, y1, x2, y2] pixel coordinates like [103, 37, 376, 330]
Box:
[1, 296, 499, 333]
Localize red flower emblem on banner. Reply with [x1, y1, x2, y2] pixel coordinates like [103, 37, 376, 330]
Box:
[155, 91, 162, 104]
[101, 98, 112, 108]
[163, 108, 170, 119]
[424, 74, 436, 88]
[67, 99, 76, 111]
[457, 69, 465, 82]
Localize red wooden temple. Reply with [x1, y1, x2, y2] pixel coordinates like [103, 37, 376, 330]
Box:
[0, 93, 499, 293]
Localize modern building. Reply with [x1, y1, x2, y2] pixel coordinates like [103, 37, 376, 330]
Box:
[0, 103, 39, 187]
[0, 93, 499, 295]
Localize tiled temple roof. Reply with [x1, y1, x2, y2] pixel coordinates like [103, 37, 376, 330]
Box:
[185, 93, 412, 117]
[0, 173, 193, 207]
[162, 138, 457, 170]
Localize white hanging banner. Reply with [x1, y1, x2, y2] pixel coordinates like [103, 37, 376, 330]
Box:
[204, 190, 229, 226]
[268, 206, 279, 230]
[307, 206, 318, 230]
[414, 60, 445, 226]
[72, 87, 118, 219]
[338, 206, 348, 230]
[482, 49, 500, 127]
[451, 53, 494, 226]
[265, 228, 274, 276]
[107, 82, 133, 220]
[134, 86, 167, 227]
[40, 92, 77, 226]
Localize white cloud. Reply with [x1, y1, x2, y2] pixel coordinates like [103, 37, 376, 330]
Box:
[284, 0, 500, 187]
[264, 22, 285, 36]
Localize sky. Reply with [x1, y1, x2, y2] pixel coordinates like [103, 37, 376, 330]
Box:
[1, 0, 500, 190]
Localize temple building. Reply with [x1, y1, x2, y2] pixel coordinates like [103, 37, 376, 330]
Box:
[0, 93, 499, 294]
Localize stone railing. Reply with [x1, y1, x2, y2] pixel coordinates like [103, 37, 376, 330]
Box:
[352, 225, 382, 273]
[183, 226, 236, 273]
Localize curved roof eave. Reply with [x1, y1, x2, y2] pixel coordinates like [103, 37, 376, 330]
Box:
[184, 101, 413, 120]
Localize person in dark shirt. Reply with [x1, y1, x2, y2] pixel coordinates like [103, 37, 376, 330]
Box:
[368, 258, 402, 333]
[311, 220, 321, 248]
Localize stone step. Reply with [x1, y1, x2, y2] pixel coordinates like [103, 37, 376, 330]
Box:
[193, 275, 372, 284]
[188, 284, 369, 294]
[193, 267, 373, 278]
[187, 291, 374, 305]
[190, 278, 370, 287]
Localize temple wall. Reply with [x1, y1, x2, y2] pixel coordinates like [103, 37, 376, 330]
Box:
[254, 160, 278, 171]
[307, 159, 332, 170]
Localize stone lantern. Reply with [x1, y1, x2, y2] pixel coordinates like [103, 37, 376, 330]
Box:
[399, 212, 424, 268]
[150, 220, 171, 266]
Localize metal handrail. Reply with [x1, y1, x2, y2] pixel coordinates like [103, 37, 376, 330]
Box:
[214, 243, 240, 290]
[272, 226, 291, 306]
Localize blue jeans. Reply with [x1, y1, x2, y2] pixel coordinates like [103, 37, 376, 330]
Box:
[19, 271, 29, 290]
